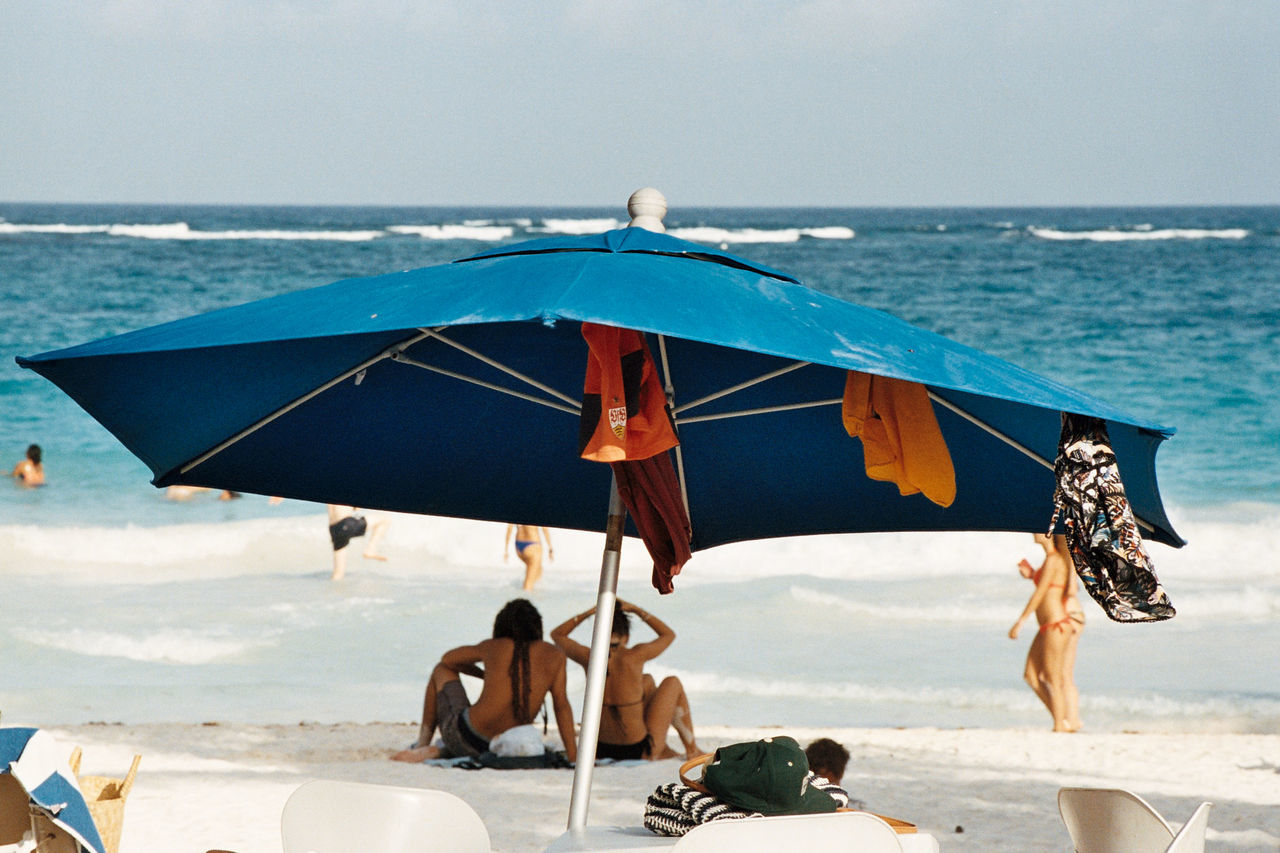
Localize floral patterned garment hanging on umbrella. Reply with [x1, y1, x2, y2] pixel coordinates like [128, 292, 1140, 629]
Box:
[1050, 413, 1176, 623]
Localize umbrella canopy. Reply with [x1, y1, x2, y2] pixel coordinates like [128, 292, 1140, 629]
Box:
[17, 213, 1180, 550]
[17, 190, 1182, 830]
[0, 727, 105, 853]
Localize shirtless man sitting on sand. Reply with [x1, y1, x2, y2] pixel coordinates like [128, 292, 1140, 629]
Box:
[391, 599, 577, 763]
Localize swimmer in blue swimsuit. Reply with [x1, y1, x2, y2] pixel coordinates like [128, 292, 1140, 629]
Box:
[504, 523, 554, 590]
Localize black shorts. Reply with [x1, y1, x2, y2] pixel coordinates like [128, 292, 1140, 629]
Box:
[328, 515, 367, 551]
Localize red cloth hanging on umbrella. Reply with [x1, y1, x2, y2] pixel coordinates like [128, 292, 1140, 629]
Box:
[611, 453, 692, 594]
[579, 322, 691, 592]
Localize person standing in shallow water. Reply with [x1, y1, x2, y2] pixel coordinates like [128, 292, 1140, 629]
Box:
[327, 505, 390, 580]
[12, 444, 44, 487]
[1010, 533, 1082, 732]
[504, 523, 553, 590]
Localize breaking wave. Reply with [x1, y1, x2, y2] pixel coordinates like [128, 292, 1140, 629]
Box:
[387, 224, 514, 240]
[12, 627, 266, 664]
[668, 226, 854, 243]
[0, 221, 384, 240]
[1028, 226, 1250, 242]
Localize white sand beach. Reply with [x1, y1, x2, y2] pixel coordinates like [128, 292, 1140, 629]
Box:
[41, 722, 1280, 853]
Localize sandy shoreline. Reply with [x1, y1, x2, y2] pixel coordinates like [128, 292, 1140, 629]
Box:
[26, 721, 1278, 852]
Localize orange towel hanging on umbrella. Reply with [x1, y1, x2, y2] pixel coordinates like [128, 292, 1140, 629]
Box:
[842, 371, 956, 508]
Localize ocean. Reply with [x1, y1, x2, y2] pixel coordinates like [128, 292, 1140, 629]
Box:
[2, 203, 1277, 735]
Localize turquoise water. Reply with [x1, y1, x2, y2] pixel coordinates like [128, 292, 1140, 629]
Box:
[4, 204, 1277, 522]
[1, 204, 1277, 731]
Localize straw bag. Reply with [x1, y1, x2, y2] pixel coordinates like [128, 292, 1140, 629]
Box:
[68, 748, 140, 853]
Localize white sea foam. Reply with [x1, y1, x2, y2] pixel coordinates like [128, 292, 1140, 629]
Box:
[1028, 226, 1250, 242]
[107, 222, 386, 241]
[667, 226, 854, 244]
[666, 666, 1031, 708]
[533, 218, 622, 234]
[2, 504, 1276, 586]
[1, 517, 320, 573]
[788, 584, 1012, 624]
[11, 627, 265, 664]
[661, 666, 1280, 725]
[0, 221, 385, 240]
[1, 218, 853, 244]
[0, 222, 111, 234]
[4, 508, 1275, 731]
[461, 218, 532, 227]
[387, 224, 514, 241]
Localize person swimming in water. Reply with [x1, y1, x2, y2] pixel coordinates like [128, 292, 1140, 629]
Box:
[1010, 533, 1082, 732]
[551, 598, 700, 761]
[504, 523, 553, 590]
[12, 444, 44, 487]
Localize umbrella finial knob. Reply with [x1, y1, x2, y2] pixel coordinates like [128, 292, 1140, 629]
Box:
[627, 187, 667, 232]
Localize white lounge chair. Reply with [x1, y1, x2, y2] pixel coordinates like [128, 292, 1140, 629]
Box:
[1165, 802, 1212, 853]
[280, 780, 490, 853]
[672, 811, 906, 851]
[1058, 787, 1212, 853]
[545, 812, 938, 852]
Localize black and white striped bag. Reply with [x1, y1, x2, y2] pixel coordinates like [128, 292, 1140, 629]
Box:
[643, 777, 851, 837]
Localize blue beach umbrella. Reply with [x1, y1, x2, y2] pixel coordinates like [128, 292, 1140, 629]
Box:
[17, 190, 1181, 828]
[0, 727, 105, 853]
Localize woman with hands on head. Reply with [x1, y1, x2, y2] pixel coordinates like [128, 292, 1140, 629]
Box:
[551, 598, 701, 760]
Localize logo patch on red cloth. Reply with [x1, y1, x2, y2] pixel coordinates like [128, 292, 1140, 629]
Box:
[607, 405, 628, 439]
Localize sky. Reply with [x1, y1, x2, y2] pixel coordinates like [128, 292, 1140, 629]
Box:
[3, 1, 1278, 207]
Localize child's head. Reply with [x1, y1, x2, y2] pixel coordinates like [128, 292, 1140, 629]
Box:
[804, 737, 850, 783]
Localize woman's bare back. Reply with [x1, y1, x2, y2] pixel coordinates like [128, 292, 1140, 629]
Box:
[599, 648, 649, 744]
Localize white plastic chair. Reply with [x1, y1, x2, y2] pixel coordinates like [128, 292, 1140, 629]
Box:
[1058, 788, 1212, 853]
[280, 779, 490, 853]
[1165, 802, 1213, 853]
[671, 811, 906, 852]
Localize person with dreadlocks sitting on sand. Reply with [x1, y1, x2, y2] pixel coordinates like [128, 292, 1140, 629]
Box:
[391, 599, 577, 763]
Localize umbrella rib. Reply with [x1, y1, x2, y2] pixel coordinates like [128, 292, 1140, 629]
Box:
[671, 360, 811, 415]
[677, 397, 841, 425]
[927, 391, 1158, 535]
[178, 331, 431, 475]
[927, 392, 1054, 470]
[656, 334, 693, 535]
[392, 353, 580, 415]
[416, 327, 581, 409]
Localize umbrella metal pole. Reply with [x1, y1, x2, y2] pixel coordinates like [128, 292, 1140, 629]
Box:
[567, 474, 626, 830]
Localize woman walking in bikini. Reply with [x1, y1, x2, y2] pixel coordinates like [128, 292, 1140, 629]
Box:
[505, 523, 553, 590]
[1009, 533, 1082, 732]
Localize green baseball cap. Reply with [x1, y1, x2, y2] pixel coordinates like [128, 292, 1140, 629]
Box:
[701, 736, 837, 816]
